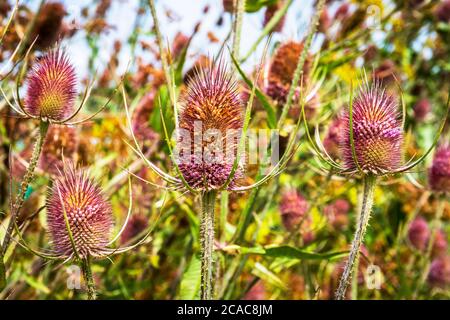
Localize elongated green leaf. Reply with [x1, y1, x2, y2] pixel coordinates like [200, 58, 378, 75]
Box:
[179, 255, 201, 300]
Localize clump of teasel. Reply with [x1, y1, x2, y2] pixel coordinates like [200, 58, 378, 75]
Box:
[266, 41, 312, 105]
[31, 2, 67, 50]
[428, 143, 450, 193]
[24, 49, 77, 122]
[177, 62, 243, 191]
[341, 78, 403, 175]
[47, 162, 113, 260]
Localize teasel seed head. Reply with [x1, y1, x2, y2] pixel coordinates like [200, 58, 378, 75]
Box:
[178, 61, 243, 191]
[47, 162, 113, 259]
[24, 48, 77, 122]
[427, 256, 450, 289]
[341, 79, 403, 175]
[428, 143, 450, 193]
[432, 229, 448, 258]
[32, 2, 67, 50]
[324, 198, 350, 230]
[408, 217, 430, 251]
[279, 190, 309, 231]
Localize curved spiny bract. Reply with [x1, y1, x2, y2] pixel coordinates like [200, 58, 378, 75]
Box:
[47, 162, 113, 260]
[341, 79, 403, 175]
[24, 48, 77, 122]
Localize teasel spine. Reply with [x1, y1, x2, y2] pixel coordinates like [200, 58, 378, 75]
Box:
[2, 121, 50, 255]
[200, 190, 217, 300]
[335, 174, 376, 300]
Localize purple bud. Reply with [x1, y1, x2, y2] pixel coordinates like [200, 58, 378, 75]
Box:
[413, 99, 431, 121]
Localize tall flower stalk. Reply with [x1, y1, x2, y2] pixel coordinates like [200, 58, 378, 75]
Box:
[200, 190, 217, 299]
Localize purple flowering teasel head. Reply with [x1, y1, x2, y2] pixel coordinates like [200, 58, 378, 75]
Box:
[47, 162, 113, 260]
[176, 61, 244, 191]
[24, 48, 77, 122]
[340, 78, 403, 175]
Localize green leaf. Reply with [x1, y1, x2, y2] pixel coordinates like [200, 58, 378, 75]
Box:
[179, 255, 201, 300]
[228, 245, 347, 261]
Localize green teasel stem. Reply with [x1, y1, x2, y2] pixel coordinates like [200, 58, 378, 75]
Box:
[200, 190, 217, 300]
[2, 121, 49, 255]
[0, 250, 5, 290]
[231, 0, 245, 61]
[81, 256, 97, 300]
[277, 0, 326, 128]
[335, 175, 376, 300]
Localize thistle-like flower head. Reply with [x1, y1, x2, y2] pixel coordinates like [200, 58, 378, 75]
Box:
[177, 61, 243, 191]
[47, 162, 113, 259]
[120, 214, 149, 245]
[429, 143, 450, 193]
[25, 48, 77, 122]
[341, 79, 403, 175]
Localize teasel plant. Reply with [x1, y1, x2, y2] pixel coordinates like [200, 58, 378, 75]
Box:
[0, 45, 115, 290]
[133, 0, 327, 300]
[3, 159, 153, 299]
[301, 71, 449, 300]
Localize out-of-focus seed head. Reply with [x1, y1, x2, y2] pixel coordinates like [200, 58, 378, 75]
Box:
[47, 162, 113, 259]
[427, 256, 450, 289]
[435, 0, 450, 23]
[279, 190, 309, 231]
[222, 0, 234, 13]
[408, 217, 430, 251]
[32, 2, 67, 50]
[341, 79, 403, 175]
[413, 98, 431, 121]
[432, 229, 449, 258]
[40, 125, 79, 175]
[243, 281, 266, 300]
[266, 41, 311, 105]
[263, 2, 286, 33]
[323, 116, 345, 160]
[132, 93, 160, 153]
[324, 198, 350, 229]
[171, 32, 189, 61]
[178, 62, 243, 191]
[429, 144, 450, 193]
[24, 49, 77, 122]
[120, 214, 149, 245]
